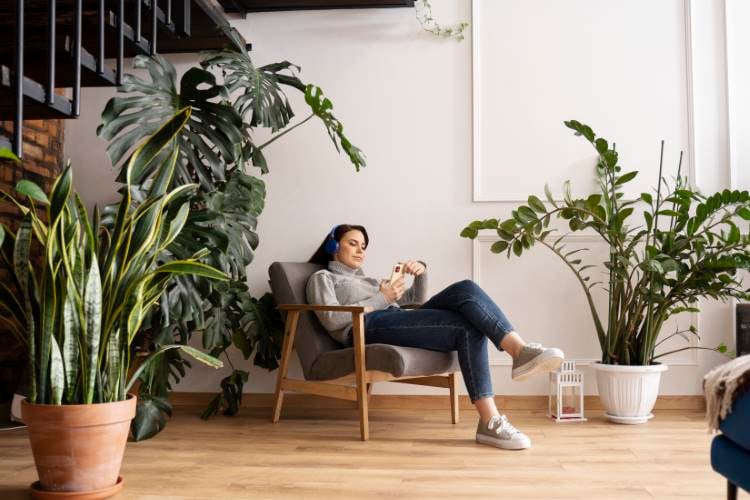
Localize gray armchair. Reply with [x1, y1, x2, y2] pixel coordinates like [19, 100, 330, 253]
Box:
[268, 262, 461, 440]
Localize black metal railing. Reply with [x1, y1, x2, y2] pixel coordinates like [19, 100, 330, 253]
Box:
[7, 0, 180, 158]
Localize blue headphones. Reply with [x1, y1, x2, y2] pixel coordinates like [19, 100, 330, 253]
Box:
[324, 225, 340, 255]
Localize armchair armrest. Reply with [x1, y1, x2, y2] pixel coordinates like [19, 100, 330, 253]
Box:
[276, 303, 368, 385]
[277, 304, 366, 313]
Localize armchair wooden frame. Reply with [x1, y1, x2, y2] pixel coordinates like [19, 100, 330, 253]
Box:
[272, 304, 460, 441]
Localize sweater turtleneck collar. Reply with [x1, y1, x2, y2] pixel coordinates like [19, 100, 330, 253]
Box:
[328, 260, 363, 276]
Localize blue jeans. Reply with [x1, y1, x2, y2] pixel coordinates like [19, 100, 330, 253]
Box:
[363, 280, 515, 402]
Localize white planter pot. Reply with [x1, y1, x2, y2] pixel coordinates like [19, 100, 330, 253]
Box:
[591, 363, 668, 424]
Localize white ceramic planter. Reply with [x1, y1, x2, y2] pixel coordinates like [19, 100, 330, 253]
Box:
[591, 363, 668, 424]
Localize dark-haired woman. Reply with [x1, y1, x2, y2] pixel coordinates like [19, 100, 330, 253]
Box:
[306, 224, 564, 450]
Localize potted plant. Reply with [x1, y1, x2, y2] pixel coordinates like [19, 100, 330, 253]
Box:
[0, 109, 227, 497]
[462, 120, 749, 423]
[95, 25, 366, 432]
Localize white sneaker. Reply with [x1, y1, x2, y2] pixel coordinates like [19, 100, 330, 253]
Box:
[475, 414, 531, 450]
[512, 343, 564, 381]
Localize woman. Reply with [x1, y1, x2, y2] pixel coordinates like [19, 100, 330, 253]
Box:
[306, 224, 564, 450]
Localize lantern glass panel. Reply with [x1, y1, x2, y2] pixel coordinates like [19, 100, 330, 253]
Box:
[562, 386, 579, 415]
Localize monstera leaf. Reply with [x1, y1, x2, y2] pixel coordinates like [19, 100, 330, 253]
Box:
[98, 55, 245, 191]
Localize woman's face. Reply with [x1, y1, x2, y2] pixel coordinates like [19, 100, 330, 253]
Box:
[334, 230, 367, 269]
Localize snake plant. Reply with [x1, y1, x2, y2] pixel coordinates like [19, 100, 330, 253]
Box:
[0, 109, 227, 405]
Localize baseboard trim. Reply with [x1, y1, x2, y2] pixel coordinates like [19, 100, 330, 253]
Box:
[170, 392, 706, 411]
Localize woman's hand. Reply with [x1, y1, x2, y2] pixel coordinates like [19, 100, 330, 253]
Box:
[403, 260, 426, 276]
[380, 277, 406, 303]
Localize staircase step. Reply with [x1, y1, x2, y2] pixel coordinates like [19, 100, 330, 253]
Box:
[22, 35, 118, 88]
[0, 65, 73, 120]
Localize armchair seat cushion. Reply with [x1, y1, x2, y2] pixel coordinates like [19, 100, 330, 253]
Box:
[309, 343, 459, 381]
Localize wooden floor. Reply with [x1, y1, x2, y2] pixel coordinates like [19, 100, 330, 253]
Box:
[0, 405, 744, 499]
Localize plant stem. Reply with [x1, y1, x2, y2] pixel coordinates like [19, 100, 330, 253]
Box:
[258, 113, 315, 151]
[651, 345, 727, 361]
[642, 141, 666, 364]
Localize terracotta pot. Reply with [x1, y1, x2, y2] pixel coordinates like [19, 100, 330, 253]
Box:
[21, 395, 136, 493]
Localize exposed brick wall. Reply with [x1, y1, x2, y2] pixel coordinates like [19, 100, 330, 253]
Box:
[0, 119, 64, 403]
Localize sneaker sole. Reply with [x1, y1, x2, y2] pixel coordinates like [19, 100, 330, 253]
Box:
[511, 348, 564, 381]
[476, 433, 531, 450]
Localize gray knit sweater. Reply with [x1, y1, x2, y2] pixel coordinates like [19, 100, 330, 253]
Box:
[305, 260, 428, 344]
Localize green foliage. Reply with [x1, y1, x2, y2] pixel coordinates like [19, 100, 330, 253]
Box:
[97, 24, 364, 435]
[461, 120, 750, 365]
[0, 110, 226, 405]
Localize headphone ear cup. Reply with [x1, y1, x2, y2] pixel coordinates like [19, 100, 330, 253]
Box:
[324, 237, 339, 255]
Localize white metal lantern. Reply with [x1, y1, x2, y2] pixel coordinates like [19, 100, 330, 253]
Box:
[548, 360, 586, 422]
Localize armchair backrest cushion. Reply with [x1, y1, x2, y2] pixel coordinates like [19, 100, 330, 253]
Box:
[268, 261, 343, 380]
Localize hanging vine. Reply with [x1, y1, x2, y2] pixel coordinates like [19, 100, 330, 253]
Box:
[414, 0, 469, 41]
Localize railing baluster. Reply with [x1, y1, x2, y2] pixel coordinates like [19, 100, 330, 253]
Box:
[135, 0, 142, 42]
[13, 0, 24, 158]
[151, 0, 158, 55]
[97, 0, 105, 73]
[167, 0, 172, 25]
[47, 0, 56, 105]
[73, 0, 82, 116]
[117, 0, 124, 85]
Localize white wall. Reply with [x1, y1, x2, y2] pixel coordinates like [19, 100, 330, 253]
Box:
[65, 0, 747, 398]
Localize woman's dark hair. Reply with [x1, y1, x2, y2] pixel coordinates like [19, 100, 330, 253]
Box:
[308, 224, 369, 266]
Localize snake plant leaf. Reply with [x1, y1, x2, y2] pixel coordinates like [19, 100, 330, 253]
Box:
[62, 290, 80, 402]
[152, 261, 229, 281]
[106, 328, 121, 400]
[15, 179, 49, 204]
[38, 266, 58, 404]
[160, 203, 190, 251]
[84, 254, 102, 404]
[123, 107, 191, 187]
[126, 282, 146, 344]
[49, 164, 73, 222]
[126, 344, 222, 394]
[49, 335, 65, 405]
[14, 215, 36, 401]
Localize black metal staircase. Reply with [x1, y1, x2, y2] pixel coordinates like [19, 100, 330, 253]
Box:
[1, 0, 242, 158]
[1, 0, 416, 158]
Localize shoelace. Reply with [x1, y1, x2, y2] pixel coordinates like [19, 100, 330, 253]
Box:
[526, 342, 543, 351]
[487, 415, 520, 436]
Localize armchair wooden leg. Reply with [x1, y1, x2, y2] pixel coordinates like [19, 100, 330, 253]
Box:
[272, 311, 300, 423]
[352, 312, 369, 441]
[728, 481, 737, 500]
[357, 383, 373, 411]
[449, 373, 460, 424]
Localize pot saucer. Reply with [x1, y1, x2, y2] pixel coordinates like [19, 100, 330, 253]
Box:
[605, 412, 654, 424]
[30, 476, 123, 500]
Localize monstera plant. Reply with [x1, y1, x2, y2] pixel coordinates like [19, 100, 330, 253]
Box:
[97, 25, 364, 437]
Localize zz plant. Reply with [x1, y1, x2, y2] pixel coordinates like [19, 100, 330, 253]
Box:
[0, 110, 227, 405]
[462, 120, 748, 366]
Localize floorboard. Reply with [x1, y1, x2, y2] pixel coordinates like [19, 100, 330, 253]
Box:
[0, 407, 744, 499]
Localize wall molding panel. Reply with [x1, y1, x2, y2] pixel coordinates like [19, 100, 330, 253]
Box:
[472, 0, 696, 203]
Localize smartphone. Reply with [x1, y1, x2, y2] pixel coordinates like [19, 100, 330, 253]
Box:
[389, 262, 404, 285]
